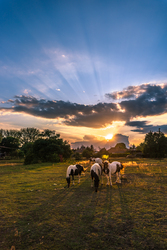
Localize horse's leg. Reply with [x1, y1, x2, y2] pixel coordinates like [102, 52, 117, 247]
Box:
[78, 174, 80, 183]
[91, 177, 94, 187]
[116, 172, 121, 183]
[109, 173, 112, 186]
[106, 175, 110, 185]
[101, 174, 103, 185]
[91, 170, 94, 187]
[72, 175, 75, 185]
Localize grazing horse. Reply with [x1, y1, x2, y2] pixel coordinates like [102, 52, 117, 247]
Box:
[90, 163, 102, 192]
[90, 157, 103, 167]
[89, 157, 104, 184]
[103, 161, 124, 186]
[66, 164, 85, 187]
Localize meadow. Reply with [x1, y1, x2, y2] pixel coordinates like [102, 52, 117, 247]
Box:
[0, 158, 167, 250]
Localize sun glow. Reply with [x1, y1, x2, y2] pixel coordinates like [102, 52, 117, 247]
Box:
[105, 134, 113, 140]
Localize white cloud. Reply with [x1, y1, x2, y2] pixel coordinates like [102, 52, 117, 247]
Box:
[23, 89, 31, 94]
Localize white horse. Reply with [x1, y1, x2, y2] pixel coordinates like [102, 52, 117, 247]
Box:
[90, 163, 102, 192]
[89, 157, 104, 184]
[103, 161, 124, 186]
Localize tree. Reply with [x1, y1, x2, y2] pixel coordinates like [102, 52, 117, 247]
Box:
[82, 146, 94, 159]
[21, 142, 33, 155]
[94, 148, 109, 158]
[136, 142, 144, 152]
[39, 129, 56, 138]
[20, 128, 40, 144]
[74, 152, 82, 160]
[143, 130, 167, 158]
[0, 137, 20, 156]
[0, 130, 2, 143]
[82, 148, 92, 159]
[0, 129, 21, 141]
[24, 136, 72, 164]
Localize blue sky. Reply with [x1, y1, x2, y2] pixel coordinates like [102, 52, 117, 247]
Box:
[1, 0, 167, 148]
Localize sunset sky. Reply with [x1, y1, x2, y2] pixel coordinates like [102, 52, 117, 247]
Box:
[1, 0, 167, 149]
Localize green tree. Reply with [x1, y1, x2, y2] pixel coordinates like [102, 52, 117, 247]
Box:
[74, 152, 82, 160]
[143, 130, 167, 158]
[24, 136, 72, 164]
[20, 128, 40, 144]
[82, 145, 94, 159]
[0, 129, 21, 141]
[39, 129, 56, 138]
[94, 148, 109, 158]
[21, 142, 33, 155]
[0, 130, 2, 143]
[136, 142, 144, 152]
[0, 137, 20, 156]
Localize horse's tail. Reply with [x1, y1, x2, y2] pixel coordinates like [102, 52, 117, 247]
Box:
[66, 165, 72, 178]
[94, 165, 100, 191]
[66, 166, 72, 187]
[94, 163, 101, 176]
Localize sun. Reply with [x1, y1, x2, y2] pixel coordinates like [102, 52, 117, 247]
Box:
[105, 134, 113, 140]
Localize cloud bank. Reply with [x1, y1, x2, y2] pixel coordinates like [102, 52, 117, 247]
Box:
[1, 83, 167, 133]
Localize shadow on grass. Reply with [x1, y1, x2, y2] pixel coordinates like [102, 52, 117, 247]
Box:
[2, 166, 167, 250]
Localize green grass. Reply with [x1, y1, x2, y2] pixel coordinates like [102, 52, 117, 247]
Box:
[0, 158, 167, 250]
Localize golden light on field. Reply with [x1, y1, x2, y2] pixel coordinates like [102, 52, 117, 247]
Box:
[105, 134, 113, 140]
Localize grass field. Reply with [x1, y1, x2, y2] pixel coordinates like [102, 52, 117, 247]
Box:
[0, 158, 167, 250]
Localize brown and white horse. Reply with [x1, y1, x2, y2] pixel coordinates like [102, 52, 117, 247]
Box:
[103, 161, 124, 186]
[66, 164, 86, 187]
[90, 163, 103, 192]
[89, 157, 104, 184]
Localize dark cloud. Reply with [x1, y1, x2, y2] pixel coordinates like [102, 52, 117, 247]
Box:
[125, 120, 153, 133]
[105, 85, 138, 100]
[64, 109, 127, 128]
[105, 84, 167, 122]
[125, 120, 167, 134]
[83, 135, 96, 141]
[119, 84, 167, 118]
[105, 84, 167, 101]
[1, 83, 167, 131]
[125, 121, 151, 127]
[130, 125, 167, 134]
[0, 95, 126, 128]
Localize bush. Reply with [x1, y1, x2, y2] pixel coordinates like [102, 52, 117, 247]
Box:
[24, 152, 38, 165]
[17, 150, 24, 159]
[74, 152, 82, 160]
[24, 137, 72, 164]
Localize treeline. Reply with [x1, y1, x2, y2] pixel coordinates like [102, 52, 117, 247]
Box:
[72, 143, 130, 161]
[137, 130, 167, 158]
[0, 128, 72, 164]
[1, 128, 167, 164]
[73, 130, 167, 159]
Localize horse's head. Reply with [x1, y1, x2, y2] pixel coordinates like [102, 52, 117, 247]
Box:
[76, 164, 86, 173]
[120, 163, 124, 170]
[89, 157, 95, 163]
[103, 160, 109, 174]
[81, 165, 86, 172]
